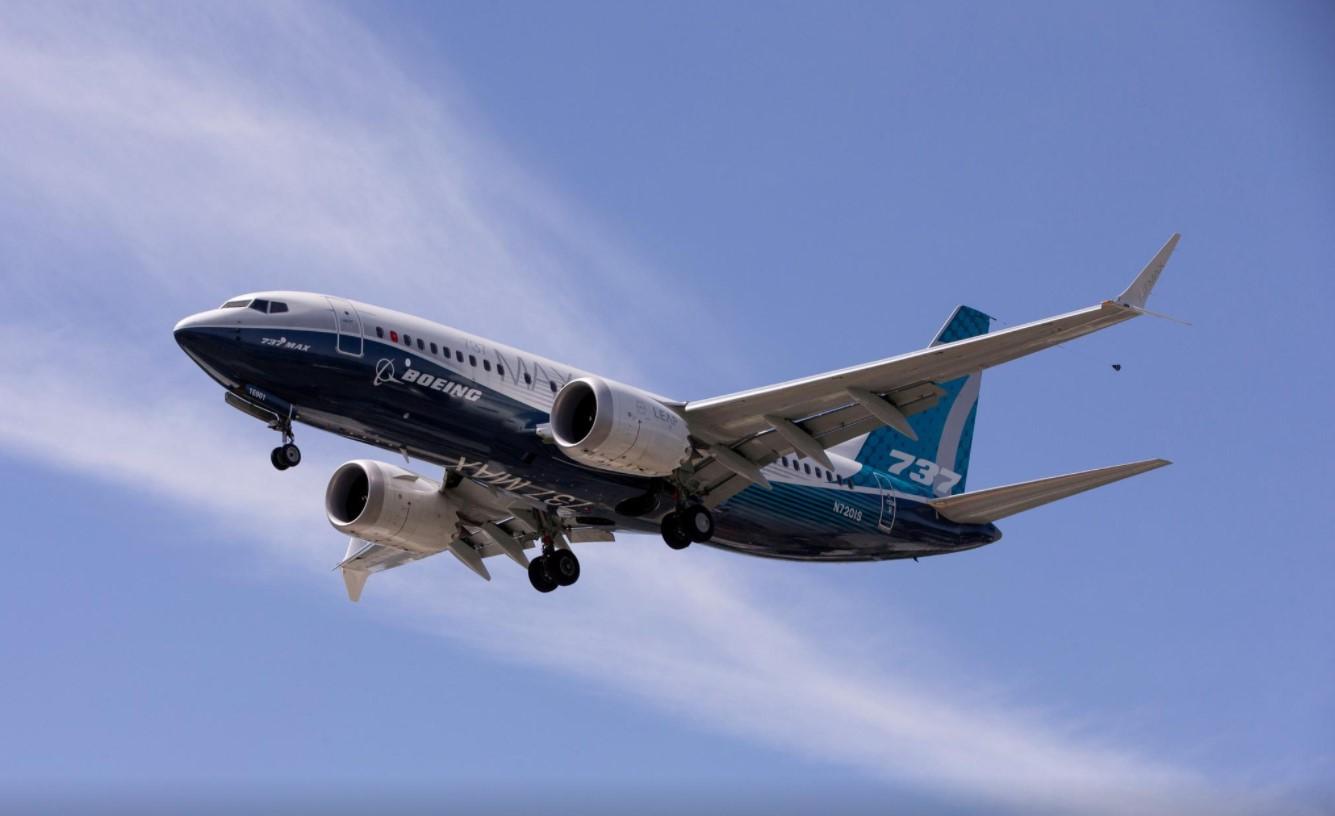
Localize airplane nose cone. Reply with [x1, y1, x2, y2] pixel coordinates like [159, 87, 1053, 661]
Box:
[173, 312, 211, 350]
[174, 310, 241, 387]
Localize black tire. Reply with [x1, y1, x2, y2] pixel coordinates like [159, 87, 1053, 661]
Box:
[548, 549, 581, 587]
[270, 447, 289, 471]
[661, 513, 691, 550]
[280, 443, 302, 468]
[681, 505, 714, 543]
[528, 556, 558, 593]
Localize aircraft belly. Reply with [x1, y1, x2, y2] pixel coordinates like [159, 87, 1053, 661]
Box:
[710, 483, 998, 562]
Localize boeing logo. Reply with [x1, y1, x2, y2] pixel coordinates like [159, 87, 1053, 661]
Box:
[372, 358, 400, 386]
[372, 358, 483, 402]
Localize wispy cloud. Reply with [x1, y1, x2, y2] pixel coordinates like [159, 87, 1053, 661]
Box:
[0, 1, 735, 386]
[0, 338, 1261, 815]
[0, 3, 1293, 813]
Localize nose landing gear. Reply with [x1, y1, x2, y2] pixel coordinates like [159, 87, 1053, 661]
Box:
[269, 419, 301, 471]
[270, 441, 302, 470]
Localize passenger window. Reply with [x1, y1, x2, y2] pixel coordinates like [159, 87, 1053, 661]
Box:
[389, 330, 398, 343]
[417, 338, 425, 350]
[375, 327, 384, 338]
[443, 347, 450, 358]
[403, 333, 411, 345]
[826, 472, 833, 482]
[803, 463, 811, 475]
[456, 351, 464, 362]
[497, 364, 505, 377]
[524, 373, 532, 385]
[430, 342, 438, 354]
[249, 299, 270, 312]
[469, 355, 477, 367]
[549, 381, 558, 393]
[268, 301, 288, 314]
[483, 360, 492, 372]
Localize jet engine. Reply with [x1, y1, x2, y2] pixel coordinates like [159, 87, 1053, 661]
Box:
[325, 459, 458, 553]
[550, 376, 692, 477]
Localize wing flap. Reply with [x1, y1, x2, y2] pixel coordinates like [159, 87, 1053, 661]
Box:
[928, 458, 1171, 524]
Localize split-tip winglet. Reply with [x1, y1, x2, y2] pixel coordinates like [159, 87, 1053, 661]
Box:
[1117, 233, 1180, 309]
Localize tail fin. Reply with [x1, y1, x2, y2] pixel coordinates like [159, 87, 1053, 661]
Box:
[853, 306, 990, 495]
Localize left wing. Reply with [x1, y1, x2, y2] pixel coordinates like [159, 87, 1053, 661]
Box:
[682, 235, 1180, 504]
[336, 473, 615, 602]
[337, 538, 432, 602]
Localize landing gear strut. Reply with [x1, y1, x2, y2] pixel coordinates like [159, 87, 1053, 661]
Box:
[528, 535, 580, 593]
[661, 504, 713, 550]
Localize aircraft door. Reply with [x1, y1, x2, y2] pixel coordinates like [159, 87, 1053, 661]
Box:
[327, 297, 364, 357]
[872, 471, 897, 534]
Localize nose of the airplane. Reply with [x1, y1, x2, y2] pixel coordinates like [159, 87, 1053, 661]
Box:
[173, 311, 213, 350]
[174, 309, 244, 387]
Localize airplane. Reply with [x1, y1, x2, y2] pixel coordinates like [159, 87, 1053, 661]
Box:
[174, 235, 1180, 600]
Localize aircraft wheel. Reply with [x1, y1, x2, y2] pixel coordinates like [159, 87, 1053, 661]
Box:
[661, 513, 691, 550]
[681, 505, 714, 543]
[528, 556, 559, 593]
[548, 549, 581, 587]
[279, 443, 302, 468]
[270, 447, 289, 471]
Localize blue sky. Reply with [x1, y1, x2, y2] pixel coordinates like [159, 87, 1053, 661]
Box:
[0, 1, 1331, 813]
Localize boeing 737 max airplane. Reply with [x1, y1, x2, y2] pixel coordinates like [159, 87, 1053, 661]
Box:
[174, 236, 1180, 599]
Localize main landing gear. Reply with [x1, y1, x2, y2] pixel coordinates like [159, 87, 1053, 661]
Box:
[528, 537, 581, 593]
[660, 504, 714, 550]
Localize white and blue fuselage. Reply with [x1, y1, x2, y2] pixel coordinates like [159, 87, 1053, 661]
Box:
[174, 291, 1001, 562]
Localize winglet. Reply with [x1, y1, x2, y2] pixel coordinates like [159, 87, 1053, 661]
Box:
[1117, 233, 1180, 309]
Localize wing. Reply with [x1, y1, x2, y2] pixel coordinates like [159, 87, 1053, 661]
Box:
[336, 472, 616, 601]
[683, 235, 1180, 505]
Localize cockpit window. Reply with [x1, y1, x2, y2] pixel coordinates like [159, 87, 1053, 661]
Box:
[221, 299, 251, 309]
[268, 301, 289, 314]
[249, 299, 271, 313]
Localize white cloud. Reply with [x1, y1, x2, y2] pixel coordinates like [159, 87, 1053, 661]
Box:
[0, 3, 1299, 814]
[0, 1, 738, 386]
[0, 337, 1266, 814]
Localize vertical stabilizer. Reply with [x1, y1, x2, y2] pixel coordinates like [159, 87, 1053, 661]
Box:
[851, 305, 990, 495]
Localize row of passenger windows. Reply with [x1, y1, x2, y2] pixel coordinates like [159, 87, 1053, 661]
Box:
[220, 298, 289, 314]
[372, 326, 559, 393]
[778, 456, 853, 489]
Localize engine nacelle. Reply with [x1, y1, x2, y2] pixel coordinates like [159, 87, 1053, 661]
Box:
[325, 460, 458, 553]
[550, 376, 692, 477]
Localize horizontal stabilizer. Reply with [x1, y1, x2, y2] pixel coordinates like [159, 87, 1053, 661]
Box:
[928, 458, 1171, 524]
